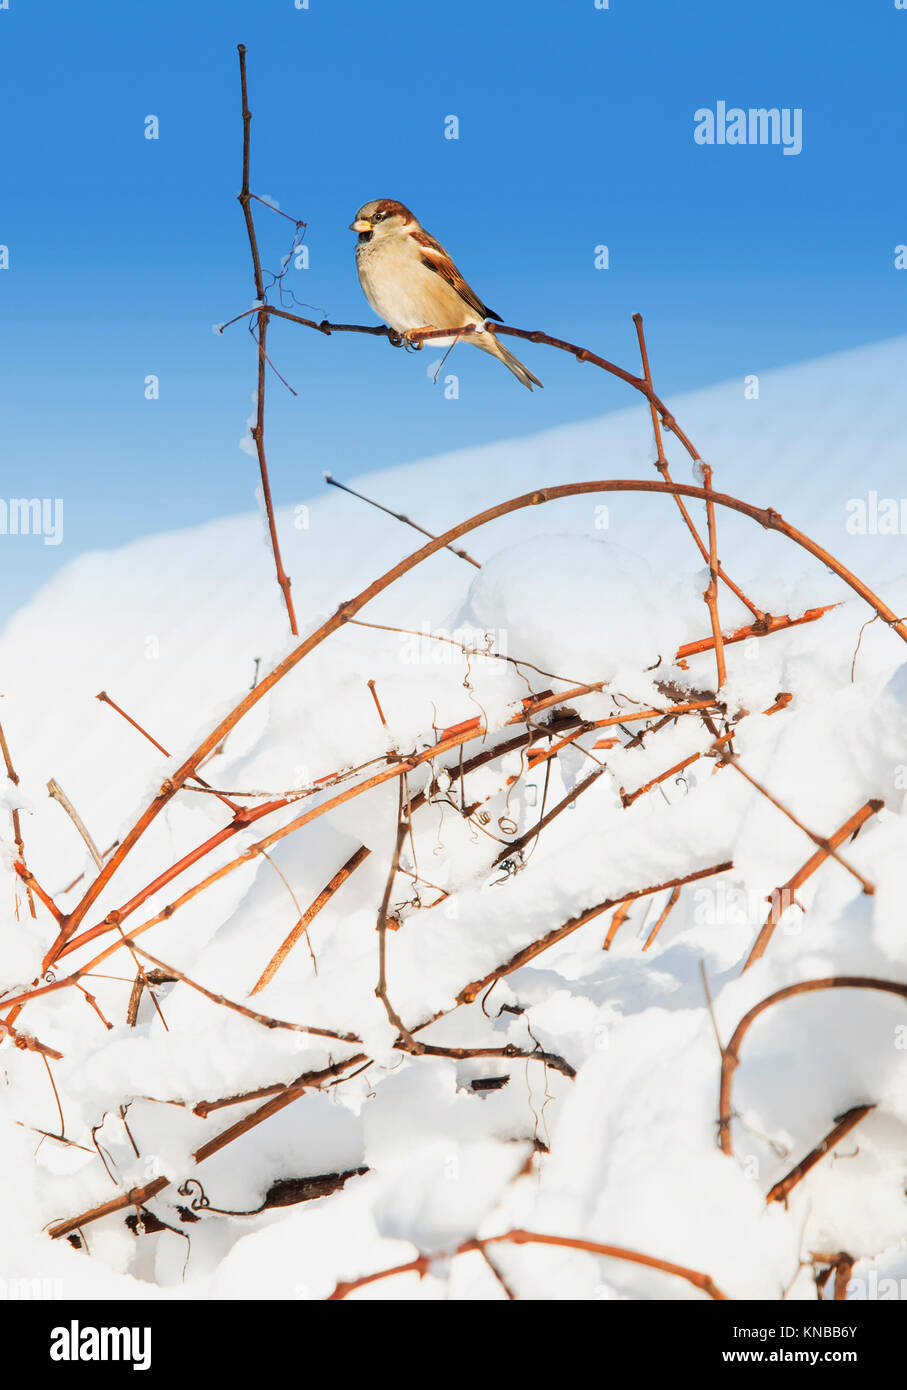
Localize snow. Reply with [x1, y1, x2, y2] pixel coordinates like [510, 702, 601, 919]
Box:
[1, 334, 907, 1300]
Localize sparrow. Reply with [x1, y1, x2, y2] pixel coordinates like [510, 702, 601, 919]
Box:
[350, 199, 543, 391]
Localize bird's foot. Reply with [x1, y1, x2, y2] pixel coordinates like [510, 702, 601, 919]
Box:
[402, 325, 437, 351]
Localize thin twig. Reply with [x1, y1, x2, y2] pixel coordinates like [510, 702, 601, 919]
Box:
[642, 885, 681, 951]
[46, 779, 104, 869]
[700, 463, 727, 691]
[766, 1105, 875, 1206]
[742, 800, 883, 970]
[676, 605, 837, 661]
[491, 766, 606, 867]
[12, 861, 63, 923]
[621, 751, 702, 809]
[715, 750, 875, 895]
[324, 473, 481, 568]
[602, 900, 632, 950]
[125, 942, 359, 1042]
[251, 846, 370, 995]
[0, 718, 36, 918]
[95, 692, 239, 812]
[375, 787, 419, 1047]
[259, 849, 318, 973]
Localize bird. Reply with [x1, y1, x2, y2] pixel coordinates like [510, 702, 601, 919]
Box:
[350, 199, 543, 391]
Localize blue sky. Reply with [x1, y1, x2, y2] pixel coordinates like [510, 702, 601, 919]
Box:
[2, 0, 905, 622]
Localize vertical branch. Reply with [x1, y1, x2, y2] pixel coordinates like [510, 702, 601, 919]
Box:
[642, 884, 681, 951]
[701, 463, 727, 691]
[633, 313, 763, 622]
[602, 899, 631, 950]
[237, 44, 264, 303]
[375, 783, 420, 1049]
[633, 312, 670, 473]
[236, 44, 298, 637]
[0, 718, 36, 918]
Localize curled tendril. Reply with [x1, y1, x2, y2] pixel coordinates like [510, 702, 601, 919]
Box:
[177, 1178, 210, 1212]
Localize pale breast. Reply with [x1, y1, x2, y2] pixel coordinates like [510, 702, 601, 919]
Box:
[356, 235, 481, 336]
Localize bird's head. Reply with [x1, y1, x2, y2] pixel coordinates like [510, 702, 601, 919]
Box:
[350, 199, 417, 242]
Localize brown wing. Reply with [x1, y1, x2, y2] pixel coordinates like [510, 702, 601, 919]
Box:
[411, 229, 501, 322]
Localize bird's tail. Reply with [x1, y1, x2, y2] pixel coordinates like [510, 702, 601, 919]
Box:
[478, 332, 544, 391]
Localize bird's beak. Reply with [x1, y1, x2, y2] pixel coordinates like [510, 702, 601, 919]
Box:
[350, 219, 373, 233]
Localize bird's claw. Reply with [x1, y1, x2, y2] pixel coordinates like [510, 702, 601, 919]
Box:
[403, 325, 436, 352]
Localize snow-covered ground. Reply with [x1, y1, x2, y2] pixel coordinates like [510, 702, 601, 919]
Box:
[2, 335, 907, 1300]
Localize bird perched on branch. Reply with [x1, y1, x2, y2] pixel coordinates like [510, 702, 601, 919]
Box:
[350, 199, 543, 391]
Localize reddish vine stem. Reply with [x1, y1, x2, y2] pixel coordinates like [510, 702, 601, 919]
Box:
[621, 751, 702, 809]
[374, 789, 417, 1046]
[676, 605, 837, 661]
[718, 978, 907, 1157]
[251, 845, 371, 996]
[95, 691, 240, 813]
[765, 1104, 875, 1206]
[12, 861, 62, 923]
[395, 1040, 575, 1078]
[811, 1251, 857, 1302]
[701, 464, 727, 690]
[633, 313, 762, 622]
[96, 690, 170, 757]
[0, 1016, 62, 1060]
[491, 763, 607, 866]
[328, 1228, 729, 1301]
[742, 799, 883, 971]
[602, 900, 632, 951]
[642, 885, 682, 951]
[455, 860, 734, 1005]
